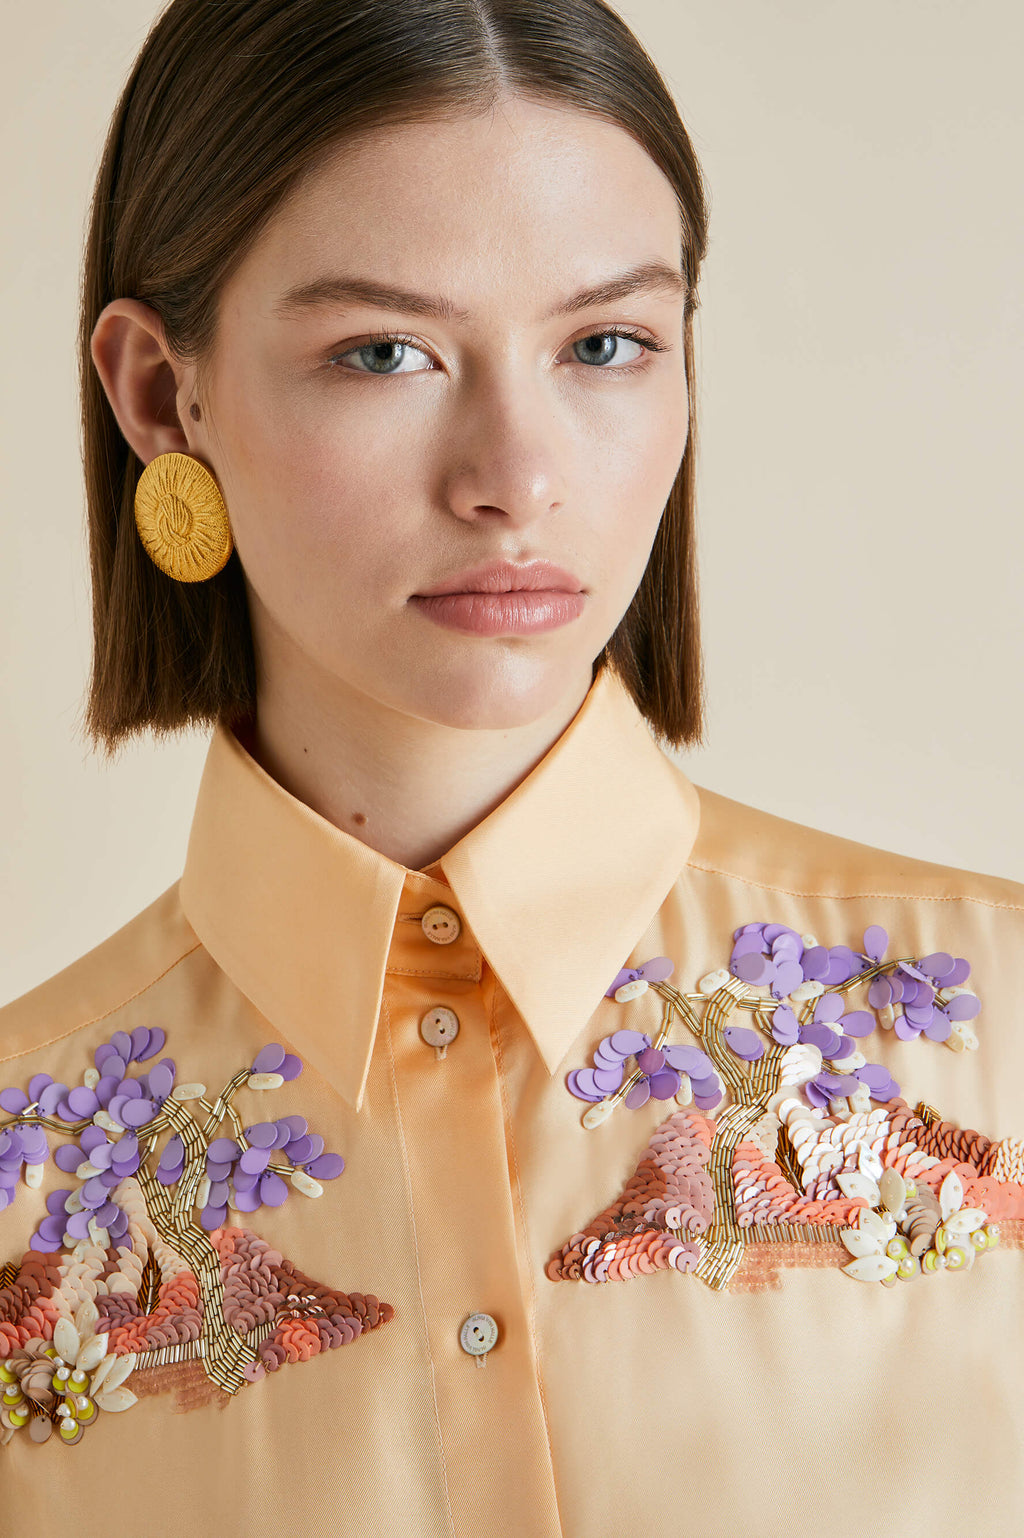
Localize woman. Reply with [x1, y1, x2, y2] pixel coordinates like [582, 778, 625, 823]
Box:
[1, 1, 1021, 1532]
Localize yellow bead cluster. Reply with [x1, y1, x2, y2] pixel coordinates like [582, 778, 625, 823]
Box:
[50, 1353, 99, 1441]
[842, 1167, 998, 1288]
[1, 1358, 30, 1428]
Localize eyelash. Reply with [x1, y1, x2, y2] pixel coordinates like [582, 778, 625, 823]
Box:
[326, 325, 669, 377]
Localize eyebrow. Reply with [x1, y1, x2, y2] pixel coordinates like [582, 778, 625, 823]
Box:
[272, 257, 688, 323]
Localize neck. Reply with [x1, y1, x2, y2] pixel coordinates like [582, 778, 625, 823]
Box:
[235, 657, 596, 873]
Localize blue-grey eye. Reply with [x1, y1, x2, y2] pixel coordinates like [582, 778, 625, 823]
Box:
[354, 339, 413, 374]
[332, 326, 656, 375]
[574, 333, 640, 366]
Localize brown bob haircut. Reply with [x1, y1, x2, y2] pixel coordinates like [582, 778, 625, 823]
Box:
[80, 0, 710, 758]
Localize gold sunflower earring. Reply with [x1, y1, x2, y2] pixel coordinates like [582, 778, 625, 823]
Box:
[133, 450, 233, 582]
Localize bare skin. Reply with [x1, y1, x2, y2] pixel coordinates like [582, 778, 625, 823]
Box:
[90, 93, 690, 871]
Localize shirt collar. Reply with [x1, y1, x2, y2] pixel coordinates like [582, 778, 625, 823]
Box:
[179, 665, 701, 1111]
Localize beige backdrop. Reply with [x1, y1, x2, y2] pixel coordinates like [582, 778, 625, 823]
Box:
[2, 0, 1021, 1008]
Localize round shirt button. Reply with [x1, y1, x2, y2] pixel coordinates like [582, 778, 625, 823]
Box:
[421, 905, 461, 945]
[459, 1312, 498, 1357]
[420, 1007, 460, 1048]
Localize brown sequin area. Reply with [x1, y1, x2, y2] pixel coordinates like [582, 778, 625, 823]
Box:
[553, 937, 1024, 1293]
[1, 1173, 395, 1443]
[1, 1025, 397, 1449]
[546, 1112, 715, 1281]
[211, 1226, 392, 1379]
[550, 1095, 1024, 1290]
[0, 1251, 63, 1355]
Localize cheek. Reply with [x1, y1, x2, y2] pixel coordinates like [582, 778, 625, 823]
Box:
[601, 385, 687, 525]
[217, 384, 417, 591]
[588, 394, 687, 610]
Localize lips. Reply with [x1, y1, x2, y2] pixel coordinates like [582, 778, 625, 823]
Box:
[409, 589, 586, 638]
[414, 559, 583, 597]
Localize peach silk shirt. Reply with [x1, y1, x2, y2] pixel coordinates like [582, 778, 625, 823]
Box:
[1, 665, 1023, 1537]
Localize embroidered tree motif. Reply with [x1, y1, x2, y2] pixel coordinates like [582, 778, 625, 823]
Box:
[0, 1033, 392, 1446]
[556, 923, 1024, 1290]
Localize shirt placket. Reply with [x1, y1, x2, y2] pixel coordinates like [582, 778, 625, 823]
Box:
[383, 872, 562, 1536]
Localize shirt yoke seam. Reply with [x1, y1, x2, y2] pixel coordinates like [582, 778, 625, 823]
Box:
[0, 940, 205, 1068]
[684, 860, 1024, 909]
[380, 990, 457, 1536]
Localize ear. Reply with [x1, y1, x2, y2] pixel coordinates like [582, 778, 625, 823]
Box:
[90, 298, 198, 465]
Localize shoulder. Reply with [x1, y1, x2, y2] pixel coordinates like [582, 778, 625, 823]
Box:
[684, 780, 1024, 910]
[0, 883, 203, 1065]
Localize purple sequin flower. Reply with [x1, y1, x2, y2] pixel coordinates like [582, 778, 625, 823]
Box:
[604, 956, 675, 997]
[36, 1122, 142, 1250]
[0, 1123, 49, 1213]
[251, 1042, 303, 1080]
[4, 1030, 348, 1255]
[30, 1175, 133, 1253]
[181, 1043, 343, 1230]
[26, 1025, 173, 1129]
[733, 922, 980, 1050]
[851, 1061, 901, 1103]
[729, 923, 867, 999]
[857, 929, 977, 1042]
[770, 1005, 801, 1046]
[568, 1032, 723, 1112]
[797, 993, 858, 1062]
[802, 1059, 902, 1112]
[569, 956, 722, 1113]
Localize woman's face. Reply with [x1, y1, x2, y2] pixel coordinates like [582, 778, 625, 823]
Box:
[199, 94, 690, 730]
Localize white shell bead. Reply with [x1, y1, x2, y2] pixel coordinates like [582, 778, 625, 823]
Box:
[248, 1072, 285, 1090]
[77, 1334, 109, 1373]
[75, 1299, 100, 1337]
[54, 1319, 80, 1362]
[841, 1228, 882, 1258]
[614, 978, 648, 1003]
[842, 1253, 899, 1283]
[582, 1100, 614, 1129]
[290, 1169, 324, 1198]
[943, 1207, 987, 1235]
[878, 1168, 907, 1215]
[938, 985, 978, 1006]
[93, 1385, 137, 1413]
[946, 1021, 979, 1053]
[698, 969, 732, 995]
[674, 1075, 694, 1108]
[789, 981, 825, 1002]
[102, 1354, 136, 1392]
[858, 1208, 896, 1242]
[837, 1170, 879, 1202]
[171, 1082, 207, 1100]
[940, 1170, 964, 1221]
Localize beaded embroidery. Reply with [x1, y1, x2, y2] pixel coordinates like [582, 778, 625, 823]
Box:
[0, 1030, 393, 1446]
[552, 921, 1024, 1290]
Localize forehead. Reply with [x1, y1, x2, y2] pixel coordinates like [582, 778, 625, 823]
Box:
[228, 96, 682, 316]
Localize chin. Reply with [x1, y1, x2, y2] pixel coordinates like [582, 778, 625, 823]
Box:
[395, 652, 590, 732]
